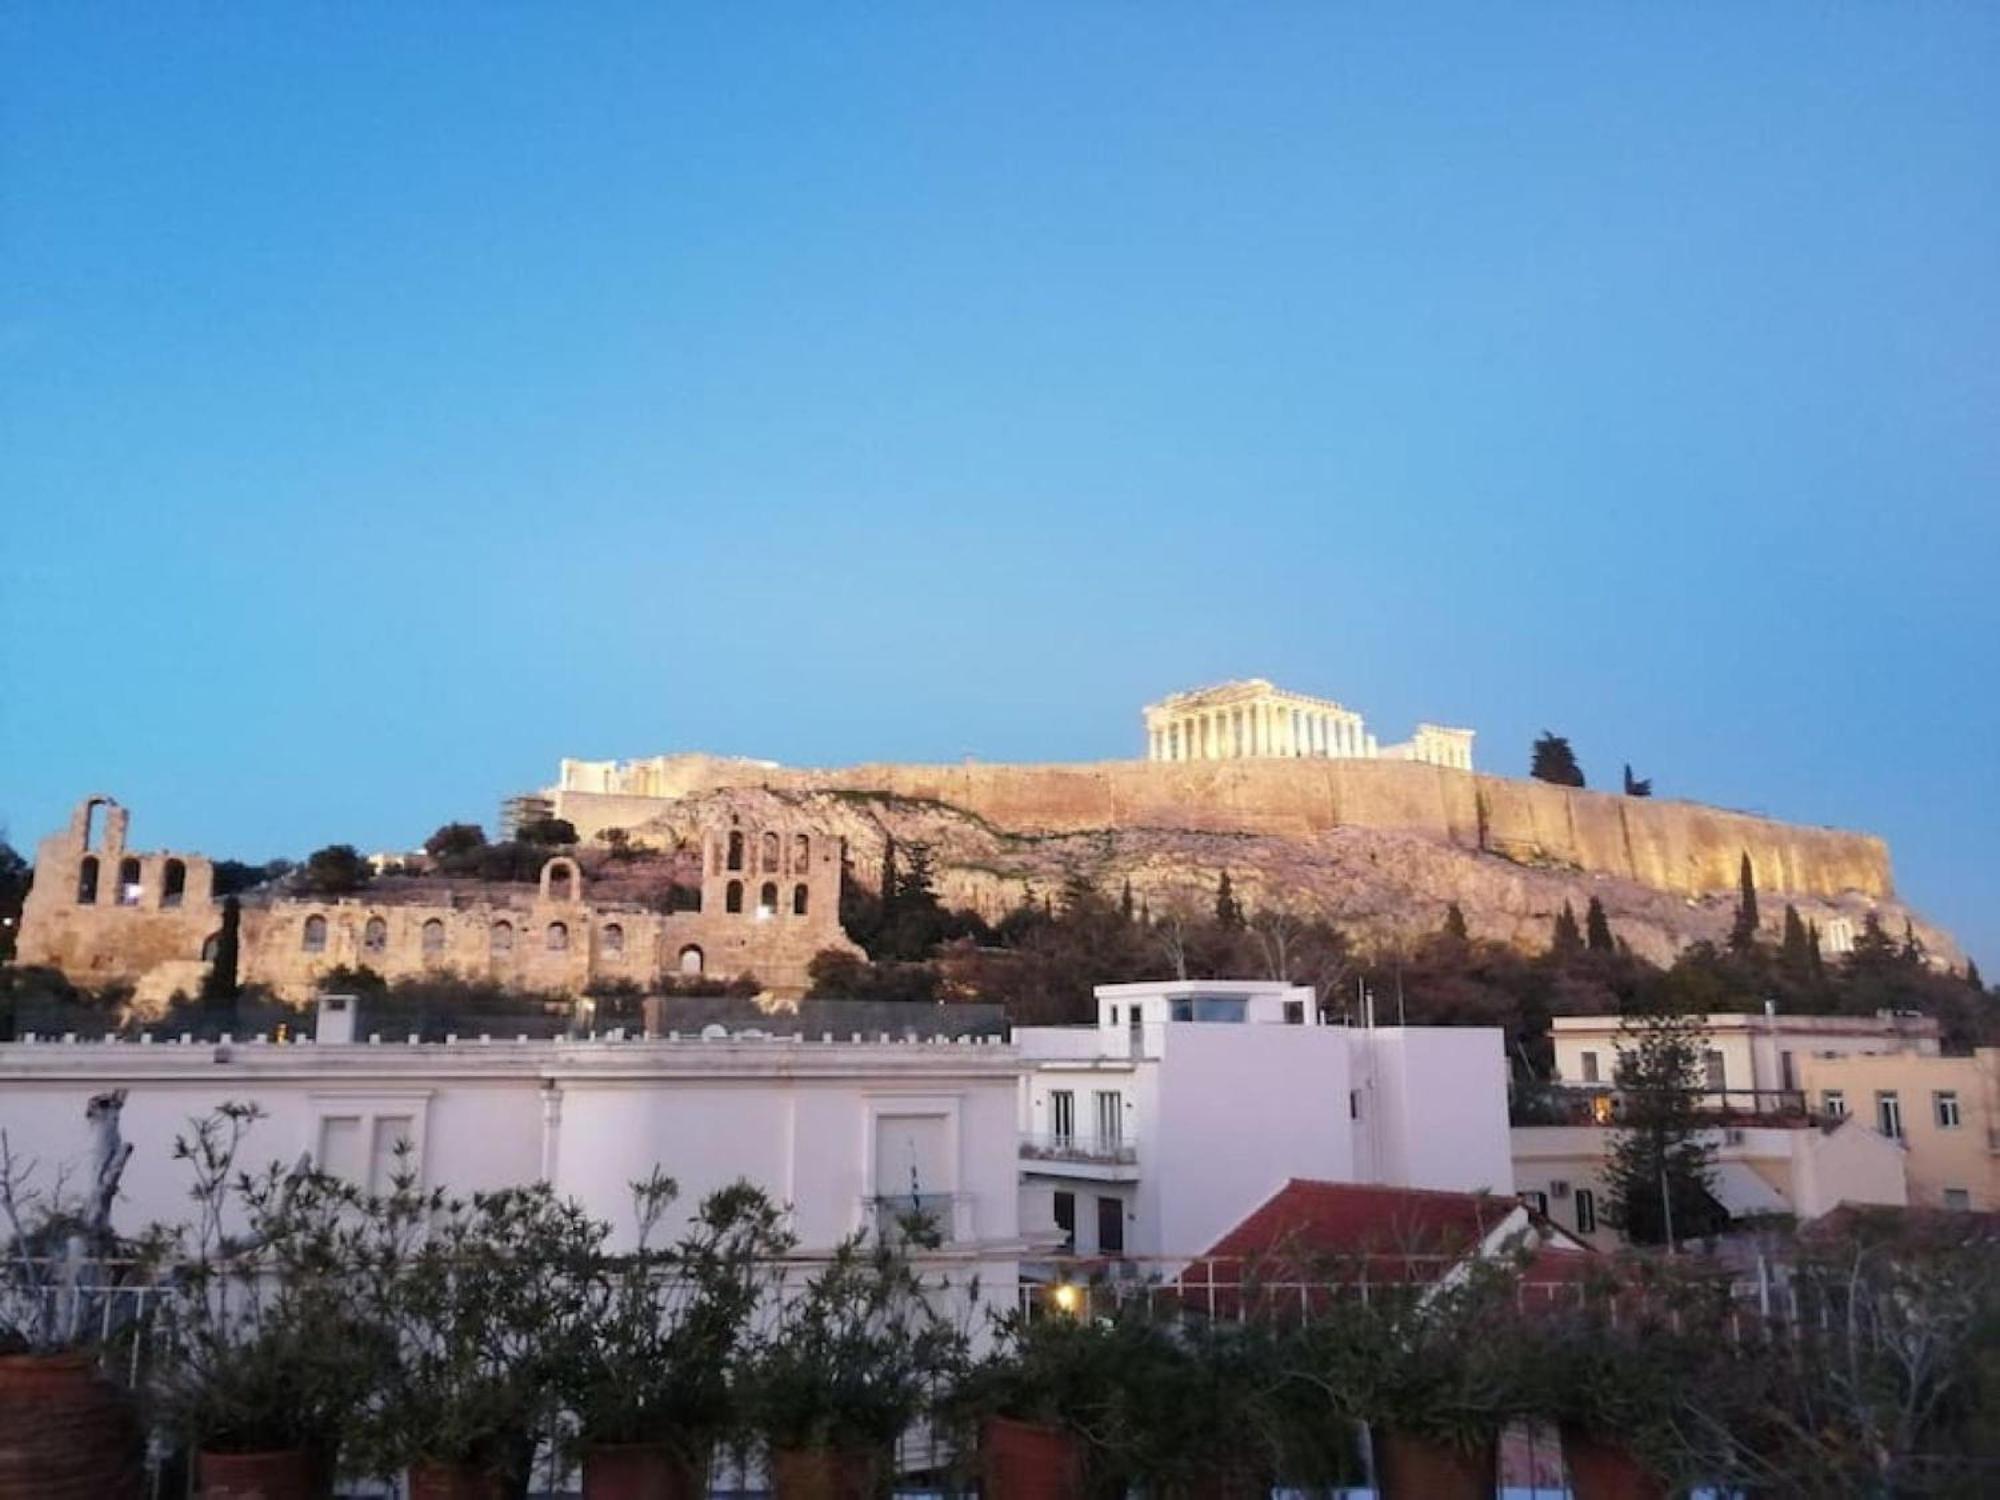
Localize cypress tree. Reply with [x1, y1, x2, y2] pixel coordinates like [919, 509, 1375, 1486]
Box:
[1552, 901, 1584, 956]
[1781, 905, 1813, 972]
[1214, 871, 1244, 929]
[1969, 958, 1985, 992]
[1728, 853, 1760, 951]
[1120, 878, 1135, 923]
[1622, 763, 1653, 797]
[200, 896, 241, 1003]
[1442, 902, 1469, 943]
[1585, 896, 1615, 953]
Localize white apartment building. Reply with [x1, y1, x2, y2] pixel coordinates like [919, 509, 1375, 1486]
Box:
[0, 999, 1028, 1275]
[1014, 980, 1513, 1260]
[1550, 1009, 1940, 1100]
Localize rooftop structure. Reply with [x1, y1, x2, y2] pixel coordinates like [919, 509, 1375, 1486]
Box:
[1141, 678, 1474, 770]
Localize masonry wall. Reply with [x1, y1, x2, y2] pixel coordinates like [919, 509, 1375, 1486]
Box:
[551, 756, 1892, 902]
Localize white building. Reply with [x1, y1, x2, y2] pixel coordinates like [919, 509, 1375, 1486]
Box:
[0, 1001, 1028, 1274]
[1550, 1010, 1941, 1099]
[1014, 980, 1513, 1260]
[1141, 679, 1475, 770]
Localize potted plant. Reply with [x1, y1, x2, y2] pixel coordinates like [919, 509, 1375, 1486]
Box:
[348, 1160, 604, 1499]
[149, 1103, 387, 1500]
[0, 1091, 148, 1499]
[1101, 1313, 1290, 1500]
[947, 1302, 1131, 1498]
[561, 1174, 792, 1499]
[741, 1232, 966, 1498]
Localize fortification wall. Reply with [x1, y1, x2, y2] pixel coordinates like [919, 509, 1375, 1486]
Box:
[551, 757, 1893, 902]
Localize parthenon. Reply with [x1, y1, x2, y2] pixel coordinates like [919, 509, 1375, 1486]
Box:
[1142, 679, 1475, 770]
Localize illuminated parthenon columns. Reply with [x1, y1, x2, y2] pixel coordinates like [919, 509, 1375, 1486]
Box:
[1142, 679, 1474, 769]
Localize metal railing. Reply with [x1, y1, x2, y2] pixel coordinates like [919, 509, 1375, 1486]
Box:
[1019, 1131, 1137, 1165]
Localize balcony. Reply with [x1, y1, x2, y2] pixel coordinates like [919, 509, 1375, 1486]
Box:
[1512, 1084, 1820, 1129]
[1019, 1132, 1140, 1181]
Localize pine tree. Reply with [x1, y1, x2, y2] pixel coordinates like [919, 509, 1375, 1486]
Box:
[1585, 896, 1615, 953]
[1551, 901, 1584, 957]
[1969, 958, 1985, 992]
[1900, 920, 1926, 966]
[1530, 732, 1586, 788]
[1442, 902, 1469, 943]
[1604, 1006, 1725, 1247]
[1807, 921, 1825, 980]
[1214, 871, 1244, 929]
[1728, 853, 1760, 951]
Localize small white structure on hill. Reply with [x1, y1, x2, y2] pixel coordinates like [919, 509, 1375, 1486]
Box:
[1142, 679, 1475, 769]
[1013, 980, 1513, 1259]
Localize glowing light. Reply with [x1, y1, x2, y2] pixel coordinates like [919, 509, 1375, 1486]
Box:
[1051, 1282, 1080, 1314]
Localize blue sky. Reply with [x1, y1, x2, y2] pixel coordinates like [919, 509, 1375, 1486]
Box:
[3, 5, 1995, 969]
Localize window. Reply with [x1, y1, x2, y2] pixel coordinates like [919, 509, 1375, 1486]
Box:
[1096, 1196, 1124, 1256]
[302, 914, 328, 953]
[1780, 1051, 1797, 1090]
[1094, 1090, 1122, 1148]
[1704, 1050, 1728, 1091]
[1822, 1089, 1847, 1119]
[1934, 1091, 1961, 1129]
[1580, 1050, 1600, 1084]
[758, 882, 778, 918]
[725, 880, 744, 914]
[1283, 1000, 1305, 1025]
[1943, 1188, 1971, 1212]
[546, 921, 569, 952]
[726, 831, 744, 872]
[422, 918, 446, 957]
[1525, 1190, 1549, 1217]
[792, 883, 809, 916]
[1876, 1091, 1904, 1140]
[1574, 1189, 1598, 1234]
[1050, 1090, 1075, 1145]
[1052, 1190, 1075, 1251]
[678, 944, 703, 975]
[490, 920, 513, 956]
[363, 916, 387, 954]
[77, 855, 99, 905]
[761, 832, 780, 872]
[162, 859, 187, 909]
[116, 857, 142, 906]
[601, 922, 623, 957]
[793, 833, 810, 872]
[1169, 996, 1247, 1023]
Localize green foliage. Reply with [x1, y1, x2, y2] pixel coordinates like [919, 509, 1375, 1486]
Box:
[1728, 852, 1760, 951]
[740, 1234, 966, 1456]
[423, 823, 488, 866]
[0, 840, 28, 963]
[295, 844, 371, 896]
[212, 858, 292, 897]
[1585, 896, 1615, 953]
[1622, 763, 1653, 797]
[516, 817, 579, 847]
[1551, 900, 1584, 957]
[1604, 1005, 1726, 1246]
[1213, 870, 1244, 928]
[1530, 732, 1585, 788]
[199, 895, 241, 1002]
[1442, 902, 1469, 943]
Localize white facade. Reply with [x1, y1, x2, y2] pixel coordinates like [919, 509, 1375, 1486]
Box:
[1141, 679, 1475, 770]
[1550, 1011, 1941, 1098]
[1014, 981, 1513, 1259]
[0, 1011, 1028, 1273]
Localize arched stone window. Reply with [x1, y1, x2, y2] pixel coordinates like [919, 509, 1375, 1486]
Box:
[758, 882, 778, 918]
[362, 916, 388, 954]
[77, 855, 99, 905]
[116, 857, 142, 907]
[761, 832, 780, 872]
[725, 880, 744, 914]
[490, 920, 514, 956]
[727, 831, 744, 872]
[792, 883, 809, 916]
[539, 857, 581, 904]
[546, 921, 569, 952]
[422, 918, 446, 957]
[82, 797, 110, 851]
[162, 859, 187, 909]
[602, 922, 624, 957]
[678, 944, 704, 976]
[302, 914, 328, 953]
[200, 932, 220, 961]
[792, 833, 810, 872]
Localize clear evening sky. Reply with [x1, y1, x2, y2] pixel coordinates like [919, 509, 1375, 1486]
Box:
[3, 6, 1995, 969]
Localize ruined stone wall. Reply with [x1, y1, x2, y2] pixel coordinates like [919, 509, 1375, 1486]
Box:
[550, 756, 1894, 903]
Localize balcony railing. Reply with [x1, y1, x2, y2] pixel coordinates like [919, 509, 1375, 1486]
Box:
[1020, 1132, 1137, 1166]
[862, 1191, 974, 1245]
[1512, 1084, 1819, 1129]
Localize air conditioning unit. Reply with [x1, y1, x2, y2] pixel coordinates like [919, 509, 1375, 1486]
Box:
[1549, 1180, 1571, 1199]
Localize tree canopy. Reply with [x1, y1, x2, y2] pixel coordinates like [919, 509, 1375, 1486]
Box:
[1530, 732, 1585, 788]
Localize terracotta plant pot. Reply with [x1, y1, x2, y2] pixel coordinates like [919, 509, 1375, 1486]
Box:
[196, 1448, 320, 1500]
[981, 1415, 1086, 1499]
[407, 1458, 517, 1500]
[1370, 1427, 1496, 1500]
[580, 1442, 705, 1500]
[1561, 1424, 1668, 1500]
[769, 1445, 882, 1500]
[0, 1352, 144, 1500]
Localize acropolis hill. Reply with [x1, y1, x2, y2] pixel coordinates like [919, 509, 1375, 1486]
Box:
[536, 685, 1950, 967]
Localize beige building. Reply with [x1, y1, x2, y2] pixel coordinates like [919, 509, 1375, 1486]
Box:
[18, 796, 862, 1007]
[1796, 1049, 2000, 1212]
[1550, 1010, 1941, 1099]
[1140, 678, 1473, 770]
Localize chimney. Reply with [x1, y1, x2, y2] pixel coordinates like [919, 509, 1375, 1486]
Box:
[315, 993, 359, 1045]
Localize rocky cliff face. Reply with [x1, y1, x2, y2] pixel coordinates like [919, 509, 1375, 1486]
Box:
[546, 758, 1954, 967]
